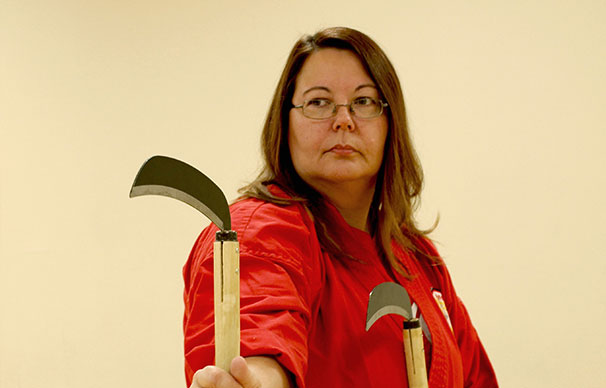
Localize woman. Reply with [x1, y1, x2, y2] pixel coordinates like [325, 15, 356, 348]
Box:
[183, 27, 498, 388]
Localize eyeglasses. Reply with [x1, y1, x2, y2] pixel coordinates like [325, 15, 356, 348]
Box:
[292, 97, 388, 120]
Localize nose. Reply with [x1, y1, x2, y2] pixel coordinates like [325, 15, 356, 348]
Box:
[332, 104, 355, 132]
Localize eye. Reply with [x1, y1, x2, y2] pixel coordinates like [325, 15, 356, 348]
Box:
[305, 98, 332, 108]
[353, 97, 377, 106]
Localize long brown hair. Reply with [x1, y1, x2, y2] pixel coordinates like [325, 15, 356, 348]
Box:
[239, 27, 437, 275]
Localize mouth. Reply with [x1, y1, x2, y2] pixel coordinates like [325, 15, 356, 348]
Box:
[327, 144, 357, 155]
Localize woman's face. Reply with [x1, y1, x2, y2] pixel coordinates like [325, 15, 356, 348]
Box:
[288, 48, 388, 194]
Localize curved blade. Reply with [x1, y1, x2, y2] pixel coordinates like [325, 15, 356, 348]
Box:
[129, 155, 231, 230]
[411, 302, 433, 343]
[366, 282, 412, 331]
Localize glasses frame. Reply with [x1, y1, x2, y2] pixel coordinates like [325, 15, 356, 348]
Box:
[292, 97, 389, 120]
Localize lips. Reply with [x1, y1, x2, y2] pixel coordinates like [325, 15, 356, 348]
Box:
[328, 144, 357, 155]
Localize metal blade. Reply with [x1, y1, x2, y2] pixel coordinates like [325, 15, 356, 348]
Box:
[366, 282, 412, 331]
[412, 303, 433, 343]
[129, 155, 231, 230]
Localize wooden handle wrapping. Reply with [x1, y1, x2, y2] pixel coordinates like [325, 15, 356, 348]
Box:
[213, 239, 240, 372]
[402, 319, 428, 388]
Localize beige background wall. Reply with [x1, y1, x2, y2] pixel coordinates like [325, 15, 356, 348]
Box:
[1, 1, 605, 387]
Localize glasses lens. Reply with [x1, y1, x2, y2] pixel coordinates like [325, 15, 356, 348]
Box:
[303, 98, 334, 119]
[352, 97, 382, 118]
[300, 98, 385, 119]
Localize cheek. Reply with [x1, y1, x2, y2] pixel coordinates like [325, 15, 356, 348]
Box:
[369, 119, 389, 160]
[287, 115, 308, 171]
[288, 115, 318, 157]
[289, 131, 314, 175]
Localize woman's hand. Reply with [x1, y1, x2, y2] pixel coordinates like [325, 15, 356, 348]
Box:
[190, 356, 292, 388]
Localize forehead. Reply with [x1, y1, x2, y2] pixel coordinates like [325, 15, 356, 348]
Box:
[294, 48, 375, 94]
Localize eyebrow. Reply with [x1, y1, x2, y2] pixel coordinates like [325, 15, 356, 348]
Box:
[355, 84, 378, 92]
[302, 86, 330, 95]
[302, 84, 378, 95]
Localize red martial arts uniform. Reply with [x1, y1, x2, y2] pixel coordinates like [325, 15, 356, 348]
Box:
[183, 187, 498, 387]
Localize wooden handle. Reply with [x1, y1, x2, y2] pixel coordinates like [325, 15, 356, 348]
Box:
[402, 319, 428, 388]
[213, 239, 240, 372]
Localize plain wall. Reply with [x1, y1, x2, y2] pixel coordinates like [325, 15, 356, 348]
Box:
[1, 1, 605, 387]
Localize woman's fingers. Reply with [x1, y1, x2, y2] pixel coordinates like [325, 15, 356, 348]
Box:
[190, 357, 263, 388]
[190, 357, 285, 388]
[190, 365, 240, 388]
[230, 356, 262, 388]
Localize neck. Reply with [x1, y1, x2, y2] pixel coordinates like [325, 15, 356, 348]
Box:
[314, 180, 376, 232]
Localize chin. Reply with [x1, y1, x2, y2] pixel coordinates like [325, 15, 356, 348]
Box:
[323, 172, 374, 184]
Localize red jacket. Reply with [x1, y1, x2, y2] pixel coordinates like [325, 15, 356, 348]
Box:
[183, 193, 498, 387]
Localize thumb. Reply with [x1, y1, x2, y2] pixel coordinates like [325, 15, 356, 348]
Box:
[230, 356, 262, 388]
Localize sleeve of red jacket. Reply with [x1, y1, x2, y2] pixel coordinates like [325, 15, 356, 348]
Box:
[418, 239, 499, 387]
[437, 266, 498, 387]
[452, 295, 498, 388]
[182, 201, 320, 387]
